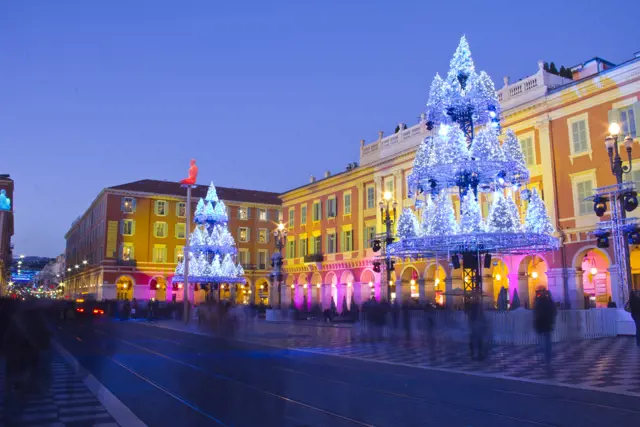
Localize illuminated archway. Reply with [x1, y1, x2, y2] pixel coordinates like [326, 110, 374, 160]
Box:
[149, 276, 167, 302]
[324, 271, 338, 310]
[360, 269, 376, 300]
[116, 276, 134, 301]
[400, 265, 420, 300]
[517, 255, 549, 308]
[573, 246, 611, 307]
[491, 258, 509, 305]
[424, 262, 447, 305]
[310, 272, 323, 308]
[255, 278, 270, 305]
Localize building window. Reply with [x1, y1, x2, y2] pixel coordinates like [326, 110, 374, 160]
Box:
[366, 186, 375, 209]
[365, 226, 376, 248]
[258, 228, 268, 243]
[277, 210, 283, 222]
[238, 207, 250, 220]
[301, 205, 307, 225]
[344, 193, 352, 215]
[154, 200, 168, 216]
[175, 246, 184, 263]
[121, 197, 136, 214]
[341, 230, 353, 252]
[385, 178, 394, 193]
[287, 240, 296, 259]
[519, 137, 535, 166]
[176, 202, 186, 218]
[153, 245, 167, 263]
[238, 227, 249, 242]
[619, 105, 637, 138]
[121, 219, 135, 236]
[238, 249, 249, 266]
[154, 222, 168, 238]
[175, 223, 186, 239]
[327, 233, 336, 254]
[326, 198, 337, 218]
[299, 238, 308, 257]
[312, 201, 321, 222]
[312, 235, 322, 254]
[575, 180, 594, 216]
[258, 250, 268, 270]
[122, 243, 134, 261]
[288, 209, 295, 228]
[258, 208, 268, 221]
[569, 118, 590, 155]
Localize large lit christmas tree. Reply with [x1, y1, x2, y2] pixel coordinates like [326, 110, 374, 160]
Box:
[173, 182, 245, 287]
[391, 36, 559, 297]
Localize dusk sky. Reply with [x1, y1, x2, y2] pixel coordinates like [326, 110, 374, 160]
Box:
[2, 0, 639, 257]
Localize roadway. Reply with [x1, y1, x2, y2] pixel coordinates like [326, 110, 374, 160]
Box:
[51, 317, 640, 427]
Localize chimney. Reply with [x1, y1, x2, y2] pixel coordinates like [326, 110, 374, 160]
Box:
[324, 171, 331, 179]
[378, 131, 384, 140]
[310, 175, 316, 183]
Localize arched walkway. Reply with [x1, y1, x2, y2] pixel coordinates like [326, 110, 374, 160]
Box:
[116, 276, 134, 301]
[518, 255, 549, 308]
[400, 265, 420, 301]
[491, 258, 509, 306]
[573, 247, 611, 308]
[311, 272, 323, 308]
[339, 271, 355, 312]
[324, 272, 338, 311]
[255, 278, 270, 305]
[424, 262, 447, 305]
[150, 276, 168, 302]
[360, 269, 377, 301]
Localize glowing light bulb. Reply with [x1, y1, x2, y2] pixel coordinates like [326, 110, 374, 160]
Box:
[531, 271, 539, 279]
[316, 283, 321, 288]
[438, 124, 450, 136]
[590, 267, 598, 275]
[495, 274, 501, 281]
[369, 281, 374, 288]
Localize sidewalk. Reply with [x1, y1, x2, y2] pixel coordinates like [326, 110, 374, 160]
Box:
[148, 319, 640, 398]
[0, 352, 120, 427]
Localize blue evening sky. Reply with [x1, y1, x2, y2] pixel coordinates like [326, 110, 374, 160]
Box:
[1, 0, 639, 257]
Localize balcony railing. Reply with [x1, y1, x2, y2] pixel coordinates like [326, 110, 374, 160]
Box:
[304, 253, 324, 263]
[116, 259, 137, 267]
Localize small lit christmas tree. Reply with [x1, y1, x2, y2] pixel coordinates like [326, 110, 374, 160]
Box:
[487, 192, 521, 232]
[421, 196, 435, 235]
[425, 73, 448, 125]
[470, 126, 504, 162]
[397, 208, 419, 239]
[459, 191, 484, 233]
[502, 129, 529, 178]
[524, 189, 554, 234]
[430, 124, 469, 165]
[431, 191, 458, 235]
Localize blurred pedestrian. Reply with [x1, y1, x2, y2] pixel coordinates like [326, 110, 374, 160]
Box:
[533, 290, 557, 372]
[467, 295, 486, 361]
[629, 290, 640, 347]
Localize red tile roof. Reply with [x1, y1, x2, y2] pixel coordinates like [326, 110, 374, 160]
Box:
[108, 179, 281, 205]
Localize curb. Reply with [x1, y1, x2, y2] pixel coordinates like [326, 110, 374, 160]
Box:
[51, 338, 147, 427]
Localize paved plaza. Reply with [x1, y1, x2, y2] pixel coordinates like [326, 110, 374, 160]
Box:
[151, 319, 640, 397]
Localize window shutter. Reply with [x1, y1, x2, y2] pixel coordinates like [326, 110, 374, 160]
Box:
[132, 220, 136, 236]
[119, 220, 124, 235]
[265, 209, 269, 221]
[632, 102, 640, 137]
[131, 199, 137, 212]
[237, 227, 240, 241]
[247, 208, 252, 219]
[608, 108, 620, 128]
[120, 198, 125, 212]
[237, 209, 241, 219]
[247, 227, 251, 242]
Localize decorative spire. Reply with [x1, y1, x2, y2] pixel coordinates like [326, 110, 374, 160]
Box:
[447, 35, 475, 88]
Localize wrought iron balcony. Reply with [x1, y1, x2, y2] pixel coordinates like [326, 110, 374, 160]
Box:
[304, 253, 324, 263]
[116, 259, 137, 267]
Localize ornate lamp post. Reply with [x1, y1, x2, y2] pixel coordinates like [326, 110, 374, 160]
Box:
[379, 191, 397, 301]
[271, 222, 287, 308]
[603, 122, 636, 300]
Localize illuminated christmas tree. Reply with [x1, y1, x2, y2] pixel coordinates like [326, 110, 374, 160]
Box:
[487, 192, 521, 232]
[459, 191, 484, 233]
[430, 192, 458, 235]
[524, 189, 554, 234]
[397, 208, 420, 239]
[173, 182, 245, 285]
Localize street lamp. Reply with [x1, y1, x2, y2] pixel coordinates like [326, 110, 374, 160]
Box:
[603, 122, 636, 299]
[272, 222, 288, 308]
[379, 191, 398, 301]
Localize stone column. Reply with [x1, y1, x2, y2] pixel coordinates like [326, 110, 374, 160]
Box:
[394, 170, 403, 202]
[483, 273, 494, 307]
[444, 275, 454, 307]
[608, 264, 623, 308]
[567, 268, 585, 309]
[379, 280, 387, 302]
[507, 273, 528, 307]
[352, 281, 362, 307]
[230, 284, 236, 303]
[394, 280, 403, 303]
[546, 268, 566, 307]
[535, 118, 558, 227]
[374, 176, 383, 234]
[418, 278, 427, 304]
